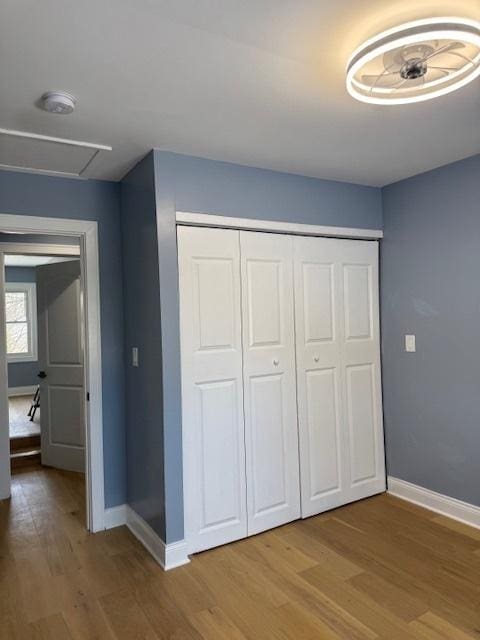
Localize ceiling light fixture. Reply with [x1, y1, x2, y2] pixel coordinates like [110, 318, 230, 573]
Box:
[346, 17, 480, 105]
[40, 90, 77, 114]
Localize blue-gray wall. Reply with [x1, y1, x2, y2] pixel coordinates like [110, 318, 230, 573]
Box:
[0, 169, 125, 508]
[0, 233, 80, 245]
[166, 153, 382, 228]
[3, 150, 475, 538]
[120, 150, 382, 543]
[7, 361, 38, 389]
[5, 266, 37, 283]
[381, 154, 480, 507]
[5, 267, 38, 388]
[120, 154, 166, 537]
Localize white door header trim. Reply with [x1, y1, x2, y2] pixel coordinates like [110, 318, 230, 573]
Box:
[0, 213, 96, 236]
[176, 212, 383, 240]
[0, 242, 80, 256]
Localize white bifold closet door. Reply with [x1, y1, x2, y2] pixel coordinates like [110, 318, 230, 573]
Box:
[294, 236, 385, 518]
[177, 226, 247, 553]
[240, 231, 300, 535]
[178, 225, 385, 555]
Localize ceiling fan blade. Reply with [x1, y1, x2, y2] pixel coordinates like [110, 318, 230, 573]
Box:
[429, 68, 449, 76]
[422, 41, 465, 61]
[361, 72, 401, 88]
[428, 65, 461, 71]
[367, 60, 403, 89]
[382, 49, 404, 72]
[448, 51, 477, 65]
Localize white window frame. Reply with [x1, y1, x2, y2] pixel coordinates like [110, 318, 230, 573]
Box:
[5, 281, 38, 363]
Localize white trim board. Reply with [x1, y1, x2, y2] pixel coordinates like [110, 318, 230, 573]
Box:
[388, 477, 480, 529]
[8, 385, 37, 397]
[0, 243, 80, 257]
[104, 504, 128, 530]
[0, 128, 112, 151]
[176, 212, 383, 240]
[126, 506, 190, 571]
[104, 504, 190, 571]
[0, 218, 105, 535]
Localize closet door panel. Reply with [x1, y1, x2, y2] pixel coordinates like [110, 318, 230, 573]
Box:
[340, 241, 385, 500]
[194, 379, 245, 529]
[246, 259, 282, 347]
[295, 236, 385, 518]
[343, 264, 373, 341]
[302, 262, 334, 342]
[345, 364, 377, 484]
[249, 373, 288, 514]
[178, 226, 247, 553]
[294, 237, 346, 516]
[305, 367, 342, 496]
[240, 231, 300, 535]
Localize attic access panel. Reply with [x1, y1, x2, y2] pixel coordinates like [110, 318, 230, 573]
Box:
[0, 128, 111, 177]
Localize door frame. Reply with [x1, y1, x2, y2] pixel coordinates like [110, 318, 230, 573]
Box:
[0, 214, 105, 532]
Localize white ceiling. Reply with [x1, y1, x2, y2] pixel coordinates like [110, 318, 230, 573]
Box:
[4, 255, 78, 267]
[0, 0, 479, 186]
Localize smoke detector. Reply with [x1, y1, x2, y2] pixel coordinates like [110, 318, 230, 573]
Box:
[40, 90, 77, 114]
[346, 17, 480, 105]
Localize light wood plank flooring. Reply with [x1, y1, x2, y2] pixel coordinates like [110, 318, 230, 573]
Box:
[1, 466, 479, 639]
[9, 395, 39, 438]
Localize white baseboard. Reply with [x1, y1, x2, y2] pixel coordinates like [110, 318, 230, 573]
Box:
[8, 385, 37, 397]
[163, 539, 191, 570]
[124, 505, 190, 571]
[104, 504, 127, 529]
[387, 476, 480, 530]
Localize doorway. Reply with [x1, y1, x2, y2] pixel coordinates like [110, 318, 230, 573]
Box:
[6, 250, 83, 458]
[0, 215, 105, 532]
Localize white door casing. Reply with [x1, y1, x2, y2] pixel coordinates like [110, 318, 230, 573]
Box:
[0, 222, 103, 533]
[240, 231, 301, 535]
[294, 236, 385, 518]
[177, 226, 247, 553]
[37, 259, 85, 472]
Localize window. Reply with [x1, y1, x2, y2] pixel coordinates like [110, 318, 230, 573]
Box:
[5, 282, 37, 362]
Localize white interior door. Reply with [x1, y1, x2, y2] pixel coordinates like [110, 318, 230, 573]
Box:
[294, 237, 385, 517]
[178, 226, 247, 553]
[294, 236, 347, 516]
[240, 231, 300, 535]
[340, 240, 385, 501]
[37, 259, 85, 472]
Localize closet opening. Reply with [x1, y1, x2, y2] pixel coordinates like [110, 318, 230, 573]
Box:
[176, 215, 385, 557]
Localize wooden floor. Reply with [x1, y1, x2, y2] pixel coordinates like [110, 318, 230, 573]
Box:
[9, 395, 40, 438]
[1, 467, 479, 639]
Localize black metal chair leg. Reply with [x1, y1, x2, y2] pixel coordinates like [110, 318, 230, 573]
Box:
[29, 386, 40, 421]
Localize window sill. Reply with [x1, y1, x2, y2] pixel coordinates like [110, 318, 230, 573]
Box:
[7, 355, 38, 364]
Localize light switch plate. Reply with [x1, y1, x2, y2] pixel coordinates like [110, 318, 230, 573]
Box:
[132, 347, 139, 367]
[405, 335, 416, 352]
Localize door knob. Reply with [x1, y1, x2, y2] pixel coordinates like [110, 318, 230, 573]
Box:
[37, 371, 47, 379]
[313, 356, 320, 363]
[273, 359, 279, 366]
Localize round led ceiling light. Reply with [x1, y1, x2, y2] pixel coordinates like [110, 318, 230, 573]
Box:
[346, 17, 480, 105]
